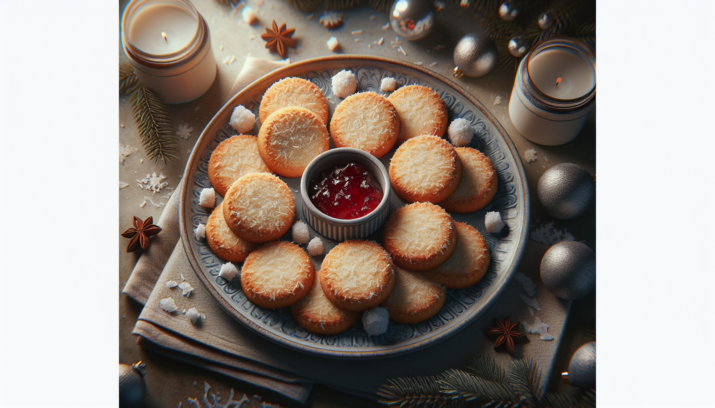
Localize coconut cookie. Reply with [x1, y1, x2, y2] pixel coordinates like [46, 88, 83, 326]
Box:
[205, 203, 257, 263]
[241, 241, 315, 309]
[383, 267, 447, 324]
[208, 135, 273, 197]
[387, 84, 448, 145]
[330, 92, 400, 158]
[290, 272, 360, 335]
[383, 202, 457, 271]
[440, 147, 498, 213]
[259, 77, 329, 125]
[422, 222, 490, 289]
[389, 135, 463, 204]
[257, 107, 330, 178]
[320, 240, 395, 312]
[222, 173, 295, 243]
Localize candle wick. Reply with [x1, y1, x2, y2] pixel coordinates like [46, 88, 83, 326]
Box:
[556, 77, 562, 86]
[161, 32, 168, 42]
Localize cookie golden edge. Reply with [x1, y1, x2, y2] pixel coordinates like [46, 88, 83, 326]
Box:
[290, 273, 361, 335]
[383, 267, 447, 324]
[422, 221, 491, 289]
[329, 92, 400, 159]
[388, 84, 449, 145]
[440, 147, 499, 214]
[208, 135, 273, 197]
[241, 241, 315, 309]
[205, 202, 257, 263]
[257, 106, 330, 178]
[259, 77, 330, 125]
[389, 135, 463, 204]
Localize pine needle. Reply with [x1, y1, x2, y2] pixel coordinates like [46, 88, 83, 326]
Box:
[120, 62, 139, 95]
[580, 389, 596, 408]
[509, 359, 544, 406]
[464, 355, 508, 384]
[541, 392, 582, 408]
[439, 369, 518, 404]
[325, 0, 361, 10]
[130, 84, 178, 163]
[378, 376, 451, 408]
[369, 0, 392, 11]
[285, 0, 323, 11]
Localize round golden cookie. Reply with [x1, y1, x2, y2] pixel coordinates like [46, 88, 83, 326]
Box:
[387, 84, 448, 145]
[383, 202, 457, 271]
[320, 240, 396, 312]
[389, 135, 463, 204]
[422, 222, 490, 289]
[241, 241, 315, 309]
[257, 107, 330, 178]
[205, 202, 257, 263]
[208, 135, 273, 197]
[222, 173, 295, 244]
[329, 92, 400, 158]
[440, 147, 498, 214]
[382, 267, 447, 324]
[259, 77, 330, 125]
[290, 272, 360, 335]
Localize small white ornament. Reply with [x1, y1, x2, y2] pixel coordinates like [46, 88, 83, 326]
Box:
[307, 237, 324, 256]
[292, 221, 310, 244]
[229, 105, 256, 134]
[362, 307, 389, 336]
[331, 70, 357, 98]
[447, 118, 473, 146]
[485, 211, 505, 233]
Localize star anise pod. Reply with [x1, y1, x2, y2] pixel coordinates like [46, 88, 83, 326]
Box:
[486, 316, 526, 355]
[261, 20, 296, 59]
[121, 216, 162, 252]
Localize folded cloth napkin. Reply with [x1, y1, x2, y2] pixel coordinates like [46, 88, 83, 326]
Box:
[125, 57, 571, 404]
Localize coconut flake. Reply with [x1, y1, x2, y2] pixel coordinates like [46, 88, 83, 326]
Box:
[119, 181, 129, 189]
[219, 263, 239, 281]
[525, 149, 537, 163]
[137, 172, 169, 195]
[448, 118, 473, 147]
[199, 188, 215, 208]
[307, 237, 324, 256]
[514, 272, 536, 296]
[331, 70, 357, 98]
[522, 316, 554, 341]
[159, 298, 178, 314]
[327, 36, 339, 52]
[519, 294, 541, 311]
[179, 282, 194, 297]
[381, 77, 397, 92]
[166, 280, 178, 288]
[530, 221, 575, 246]
[242, 6, 257, 24]
[229, 105, 255, 133]
[186, 307, 205, 324]
[119, 144, 138, 164]
[194, 223, 206, 240]
[362, 307, 389, 336]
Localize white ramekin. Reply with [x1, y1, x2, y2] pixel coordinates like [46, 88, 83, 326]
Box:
[300, 148, 391, 241]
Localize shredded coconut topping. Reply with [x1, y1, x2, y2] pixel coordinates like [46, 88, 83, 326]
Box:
[137, 172, 169, 195]
[244, 243, 311, 295]
[226, 175, 293, 233]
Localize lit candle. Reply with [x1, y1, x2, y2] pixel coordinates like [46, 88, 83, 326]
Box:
[122, 0, 217, 104]
[527, 47, 595, 100]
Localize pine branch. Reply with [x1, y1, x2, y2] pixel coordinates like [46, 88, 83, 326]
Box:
[130, 84, 178, 163]
[464, 355, 508, 384]
[580, 389, 596, 408]
[378, 376, 452, 408]
[285, 0, 323, 11]
[541, 393, 582, 408]
[508, 359, 544, 406]
[439, 369, 519, 405]
[369, 0, 393, 11]
[584, 317, 596, 342]
[325, 0, 361, 10]
[120, 62, 139, 95]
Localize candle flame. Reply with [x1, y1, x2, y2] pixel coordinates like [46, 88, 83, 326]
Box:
[161, 32, 168, 41]
[556, 77, 562, 86]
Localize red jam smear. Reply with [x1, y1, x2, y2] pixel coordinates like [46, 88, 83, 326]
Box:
[309, 162, 383, 220]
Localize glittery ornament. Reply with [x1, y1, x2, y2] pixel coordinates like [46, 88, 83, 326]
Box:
[498, 0, 519, 22]
[537, 163, 595, 220]
[119, 362, 146, 408]
[540, 241, 595, 300]
[538, 10, 555, 29]
[389, 0, 435, 41]
[508, 35, 529, 57]
[562, 341, 596, 389]
[453, 32, 497, 78]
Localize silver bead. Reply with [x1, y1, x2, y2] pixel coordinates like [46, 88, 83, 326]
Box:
[453, 32, 497, 78]
[562, 341, 596, 389]
[390, 0, 435, 41]
[508, 35, 529, 57]
[119, 362, 146, 408]
[537, 163, 595, 220]
[538, 10, 554, 30]
[498, 0, 519, 22]
[540, 241, 595, 300]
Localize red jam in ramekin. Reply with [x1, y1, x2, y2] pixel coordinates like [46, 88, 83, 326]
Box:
[308, 162, 384, 220]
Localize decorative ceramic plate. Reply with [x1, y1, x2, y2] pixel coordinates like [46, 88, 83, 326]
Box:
[180, 56, 530, 358]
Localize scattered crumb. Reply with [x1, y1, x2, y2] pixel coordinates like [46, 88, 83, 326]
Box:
[530, 221, 575, 245]
[448, 118, 473, 146]
[229, 55, 236, 65]
[194, 223, 206, 240]
[159, 298, 178, 314]
[544, 155, 548, 161]
[414, 61, 423, 65]
[140, 200, 147, 208]
[219, 45, 224, 51]
[140, 158, 143, 163]
[381, 77, 397, 92]
[514, 272, 536, 296]
[363, 307, 389, 336]
[429, 62, 438, 67]
[374, 37, 384, 46]
[370, 15, 376, 20]
[351, 29, 363, 35]
[242, 6, 257, 24]
[186, 307, 205, 325]
[177, 124, 194, 140]
[382, 22, 390, 30]
[179, 282, 194, 297]
[327, 36, 339, 52]
[522, 316, 554, 341]
[368, 44, 372, 48]
[119, 143, 138, 164]
[354, 38, 360, 43]
[137, 172, 169, 195]
[319, 11, 343, 29]
[166, 280, 178, 288]
[121, 124, 125, 128]
[527, 305, 535, 316]
[519, 294, 541, 311]
[181, 273, 185, 281]
[229, 105, 255, 133]
[307, 237, 324, 256]
[485, 211, 505, 233]
[249, 35, 255, 40]
[119, 181, 129, 189]
[222, 55, 231, 64]
[219, 263, 239, 281]
[390, 37, 402, 48]
[331, 70, 357, 98]
[493, 95, 502, 105]
[396, 45, 406, 56]
[195, 106, 200, 112]
[434, 44, 445, 50]
[142, 196, 165, 208]
[525, 149, 537, 163]
[292, 221, 310, 244]
[307, 13, 314, 20]
[199, 188, 215, 208]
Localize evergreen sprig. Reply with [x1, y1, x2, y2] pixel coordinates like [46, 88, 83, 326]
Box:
[378, 376, 453, 408]
[120, 62, 139, 95]
[440, 369, 518, 404]
[508, 359, 544, 406]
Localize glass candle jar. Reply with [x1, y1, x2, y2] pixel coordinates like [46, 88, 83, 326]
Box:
[508, 38, 596, 146]
[121, 0, 217, 104]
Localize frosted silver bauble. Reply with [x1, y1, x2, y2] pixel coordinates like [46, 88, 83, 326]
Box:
[563, 341, 596, 389]
[390, 0, 435, 41]
[537, 163, 595, 220]
[540, 241, 595, 300]
[453, 32, 497, 78]
[538, 10, 554, 29]
[508, 35, 529, 57]
[119, 362, 146, 408]
[498, 1, 519, 22]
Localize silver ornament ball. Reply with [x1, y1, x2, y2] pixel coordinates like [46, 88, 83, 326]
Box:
[390, 0, 435, 41]
[537, 163, 595, 220]
[508, 35, 529, 57]
[120, 362, 146, 408]
[538, 10, 554, 30]
[540, 241, 595, 300]
[563, 341, 596, 389]
[498, 0, 519, 22]
[453, 32, 497, 78]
